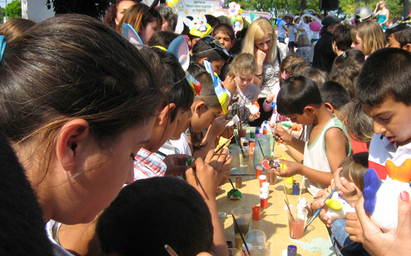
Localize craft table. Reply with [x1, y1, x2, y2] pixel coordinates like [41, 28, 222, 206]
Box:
[217, 143, 336, 255]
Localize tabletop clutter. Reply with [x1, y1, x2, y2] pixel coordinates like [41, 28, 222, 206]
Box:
[219, 123, 316, 256]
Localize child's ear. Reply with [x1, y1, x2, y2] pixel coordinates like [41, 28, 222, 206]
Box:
[199, 57, 208, 65]
[158, 103, 176, 125]
[192, 101, 207, 115]
[403, 43, 411, 53]
[303, 105, 316, 115]
[231, 39, 235, 48]
[324, 102, 335, 113]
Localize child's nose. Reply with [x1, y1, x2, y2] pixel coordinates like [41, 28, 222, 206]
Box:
[373, 121, 386, 135]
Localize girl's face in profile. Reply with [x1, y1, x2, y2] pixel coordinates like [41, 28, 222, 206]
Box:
[139, 21, 160, 44]
[255, 34, 273, 54]
[115, 0, 136, 25]
[351, 34, 363, 52]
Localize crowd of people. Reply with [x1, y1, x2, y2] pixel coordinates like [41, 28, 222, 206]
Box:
[1, 0, 411, 255]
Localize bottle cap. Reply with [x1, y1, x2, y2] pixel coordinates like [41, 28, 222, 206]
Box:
[259, 175, 267, 180]
[218, 212, 227, 218]
[186, 157, 195, 166]
[287, 245, 297, 256]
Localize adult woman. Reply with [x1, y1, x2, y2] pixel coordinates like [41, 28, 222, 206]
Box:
[351, 20, 385, 58]
[242, 18, 284, 126]
[116, 3, 163, 44]
[0, 14, 164, 254]
[103, 0, 140, 29]
[374, 1, 390, 31]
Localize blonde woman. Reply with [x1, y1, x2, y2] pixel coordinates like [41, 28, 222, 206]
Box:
[374, 1, 390, 31]
[351, 20, 385, 58]
[242, 18, 284, 126]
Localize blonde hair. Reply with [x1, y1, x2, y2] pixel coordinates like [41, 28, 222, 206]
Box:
[351, 20, 385, 56]
[339, 152, 368, 191]
[242, 18, 277, 64]
[230, 53, 258, 76]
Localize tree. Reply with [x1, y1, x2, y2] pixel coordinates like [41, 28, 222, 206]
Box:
[0, 7, 5, 22]
[5, 0, 21, 18]
[46, 0, 113, 19]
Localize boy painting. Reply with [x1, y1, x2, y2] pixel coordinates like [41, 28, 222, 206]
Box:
[273, 76, 351, 196]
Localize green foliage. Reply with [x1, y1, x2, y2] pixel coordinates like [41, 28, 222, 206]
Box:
[5, 0, 21, 18]
[0, 7, 6, 22]
[46, 0, 112, 18]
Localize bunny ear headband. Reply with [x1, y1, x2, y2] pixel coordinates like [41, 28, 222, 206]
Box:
[203, 59, 231, 115]
[0, 36, 6, 62]
[122, 23, 197, 94]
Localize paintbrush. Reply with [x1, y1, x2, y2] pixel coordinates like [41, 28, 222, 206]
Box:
[212, 134, 234, 157]
[233, 130, 246, 158]
[164, 244, 179, 256]
[229, 178, 235, 189]
[284, 199, 295, 221]
[232, 215, 251, 255]
[304, 186, 338, 232]
[257, 140, 265, 158]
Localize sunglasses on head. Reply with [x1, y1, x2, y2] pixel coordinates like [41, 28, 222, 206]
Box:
[201, 36, 231, 60]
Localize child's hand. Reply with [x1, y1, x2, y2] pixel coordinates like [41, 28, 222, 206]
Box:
[220, 125, 234, 139]
[256, 49, 266, 67]
[273, 126, 293, 145]
[223, 74, 236, 95]
[218, 167, 231, 187]
[163, 154, 191, 177]
[345, 211, 363, 243]
[185, 156, 218, 200]
[209, 116, 228, 137]
[265, 93, 275, 103]
[249, 112, 260, 122]
[205, 148, 232, 186]
[273, 159, 301, 177]
[333, 167, 361, 206]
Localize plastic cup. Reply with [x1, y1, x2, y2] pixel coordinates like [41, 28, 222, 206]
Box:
[260, 193, 268, 209]
[252, 206, 260, 221]
[256, 166, 263, 179]
[229, 248, 245, 256]
[232, 207, 252, 248]
[287, 205, 307, 239]
[250, 246, 271, 256]
[245, 229, 267, 247]
[239, 128, 247, 138]
[266, 169, 277, 185]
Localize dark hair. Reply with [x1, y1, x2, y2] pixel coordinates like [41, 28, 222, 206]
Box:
[156, 6, 178, 31]
[0, 14, 164, 173]
[103, 0, 141, 29]
[319, 81, 350, 110]
[277, 76, 323, 115]
[97, 177, 213, 256]
[212, 23, 235, 40]
[339, 152, 369, 191]
[116, 3, 163, 34]
[205, 14, 220, 28]
[192, 36, 230, 62]
[0, 18, 36, 42]
[356, 48, 411, 106]
[333, 24, 353, 51]
[0, 131, 53, 255]
[395, 28, 411, 48]
[332, 49, 365, 71]
[149, 48, 194, 122]
[148, 31, 179, 47]
[328, 62, 362, 99]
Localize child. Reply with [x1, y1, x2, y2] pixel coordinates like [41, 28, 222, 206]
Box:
[278, 14, 292, 44]
[273, 76, 351, 196]
[133, 48, 194, 180]
[212, 23, 235, 80]
[192, 36, 231, 76]
[97, 177, 214, 256]
[343, 48, 411, 255]
[227, 53, 261, 125]
[385, 25, 411, 52]
[183, 13, 213, 51]
[332, 24, 353, 56]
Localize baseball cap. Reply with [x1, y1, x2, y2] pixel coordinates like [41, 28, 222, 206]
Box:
[355, 6, 374, 21]
[284, 13, 294, 19]
[322, 14, 342, 27]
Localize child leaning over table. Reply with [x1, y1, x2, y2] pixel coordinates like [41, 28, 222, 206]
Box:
[227, 53, 261, 125]
[273, 76, 351, 196]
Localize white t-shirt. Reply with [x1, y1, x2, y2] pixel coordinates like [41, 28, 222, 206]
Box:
[170, 132, 192, 156]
